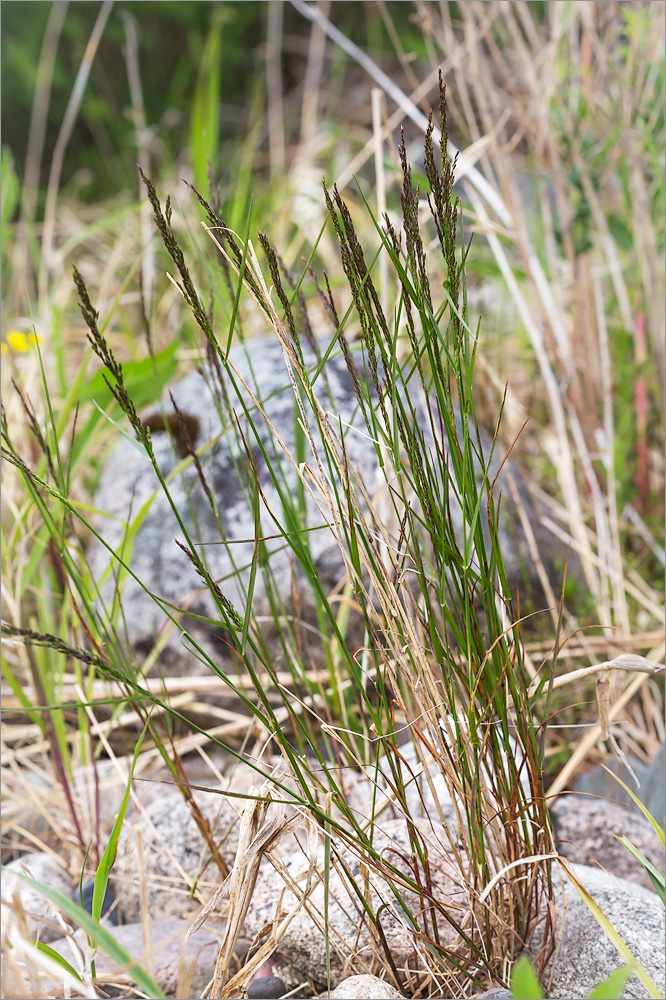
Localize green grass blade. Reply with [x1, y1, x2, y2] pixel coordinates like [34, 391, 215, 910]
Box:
[4, 870, 167, 998]
[34, 942, 83, 983]
[613, 835, 665, 901]
[189, 8, 226, 194]
[92, 400, 150, 459]
[602, 765, 666, 849]
[91, 718, 149, 923]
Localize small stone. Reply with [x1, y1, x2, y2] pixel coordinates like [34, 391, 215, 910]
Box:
[75, 877, 118, 924]
[42, 916, 222, 997]
[247, 974, 287, 998]
[329, 974, 406, 998]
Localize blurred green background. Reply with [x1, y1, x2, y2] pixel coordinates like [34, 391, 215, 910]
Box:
[1, 1, 427, 202]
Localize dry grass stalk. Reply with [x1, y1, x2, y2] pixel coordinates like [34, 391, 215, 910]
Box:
[38, 0, 114, 315]
[1, 898, 94, 1000]
[197, 773, 311, 999]
[549, 636, 665, 797]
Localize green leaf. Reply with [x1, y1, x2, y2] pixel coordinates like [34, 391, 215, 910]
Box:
[1, 147, 19, 229]
[91, 720, 149, 923]
[71, 340, 179, 467]
[78, 342, 179, 409]
[34, 942, 83, 983]
[92, 400, 149, 458]
[190, 7, 230, 194]
[4, 871, 166, 998]
[614, 835, 665, 902]
[608, 214, 633, 250]
[510, 955, 545, 999]
[586, 965, 634, 999]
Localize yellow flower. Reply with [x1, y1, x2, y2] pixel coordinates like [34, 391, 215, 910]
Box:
[2, 330, 42, 354]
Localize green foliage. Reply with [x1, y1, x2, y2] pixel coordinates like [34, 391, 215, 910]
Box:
[88, 721, 147, 983]
[2, 869, 166, 998]
[607, 767, 666, 902]
[1, 147, 19, 226]
[1, 1, 264, 199]
[1, 148, 19, 282]
[2, 7, 663, 993]
[2, 82, 556, 986]
[510, 954, 634, 1000]
[189, 6, 227, 195]
[71, 341, 180, 469]
[34, 942, 83, 984]
[1, 1, 426, 203]
[510, 954, 545, 999]
[615, 836, 665, 902]
[586, 966, 635, 1000]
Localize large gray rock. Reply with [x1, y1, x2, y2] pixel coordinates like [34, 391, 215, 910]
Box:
[115, 785, 242, 922]
[244, 816, 469, 993]
[550, 795, 665, 892]
[89, 336, 563, 676]
[540, 863, 665, 999]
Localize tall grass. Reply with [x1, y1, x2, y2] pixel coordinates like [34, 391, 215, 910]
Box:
[3, 79, 558, 995]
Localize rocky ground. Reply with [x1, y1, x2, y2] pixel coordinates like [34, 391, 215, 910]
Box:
[4, 743, 664, 1000]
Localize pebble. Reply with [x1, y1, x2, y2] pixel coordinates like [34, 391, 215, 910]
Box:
[328, 974, 406, 998]
[247, 974, 287, 998]
[42, 916, 224, 998]
[74, 877, 118, 924]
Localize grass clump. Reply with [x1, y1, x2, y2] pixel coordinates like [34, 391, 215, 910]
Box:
[2, 81, 558, 997]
